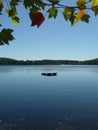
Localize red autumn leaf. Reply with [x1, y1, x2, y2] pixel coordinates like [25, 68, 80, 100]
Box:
[31, 12, 45, 27]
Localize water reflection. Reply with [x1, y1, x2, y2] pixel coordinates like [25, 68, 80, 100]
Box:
[0, 65, 98, 129]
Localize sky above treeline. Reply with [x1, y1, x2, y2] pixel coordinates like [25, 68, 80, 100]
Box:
[0, 0, 98, 61]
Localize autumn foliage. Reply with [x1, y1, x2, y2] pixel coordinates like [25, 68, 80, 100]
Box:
[31, 12, 45, 27]
[0, 0, 98, 45]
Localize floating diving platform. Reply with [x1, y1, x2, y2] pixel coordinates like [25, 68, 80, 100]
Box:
[41, 72, 57, 76]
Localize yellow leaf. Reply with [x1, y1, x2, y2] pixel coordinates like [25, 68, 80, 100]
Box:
[11, 17, 20, 25]
[6, 9, 10, 15]
[92, 0, 98, 6]
[73, 9, 86, 25]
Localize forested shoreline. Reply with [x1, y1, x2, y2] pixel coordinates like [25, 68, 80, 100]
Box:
[0, 57, 98, 65]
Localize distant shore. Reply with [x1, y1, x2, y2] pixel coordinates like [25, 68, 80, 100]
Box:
[0, 57, 98, 65]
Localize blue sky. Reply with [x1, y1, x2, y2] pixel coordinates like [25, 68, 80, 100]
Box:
[0, 1, 98, 61]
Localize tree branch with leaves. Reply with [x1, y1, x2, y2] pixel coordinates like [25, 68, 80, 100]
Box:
[0, 0, 98, 45]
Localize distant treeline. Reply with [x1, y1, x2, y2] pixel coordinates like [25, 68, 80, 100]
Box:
[0, 57, 98, 65]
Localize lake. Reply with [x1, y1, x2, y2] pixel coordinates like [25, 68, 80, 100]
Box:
[0, 65, 98, 130]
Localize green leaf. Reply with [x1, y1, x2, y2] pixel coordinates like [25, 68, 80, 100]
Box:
[34, 0, 46, 9]
[0, 1, 3, 14]
[81, 14, 90, 23]
[63, 8, 75, 25]
[92, 5, 98, 15]
[10, 0, 19, 6]
[77, 0, 86, 6]
[0, 29, 14, 45]
[6, 9, 17, 17]
[48, 7, 58, 18]
[39, 2, 46, 10]
[30, 7, 40, 13]
[10, 0, 19, 9]
[63, 8, 72, 21]
[24, 0, 34, 8]
[49, 0, 59, 4]
[76, 0, 86, 9]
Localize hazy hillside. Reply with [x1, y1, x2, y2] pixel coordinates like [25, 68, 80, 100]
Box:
[0, 57, 18, 65]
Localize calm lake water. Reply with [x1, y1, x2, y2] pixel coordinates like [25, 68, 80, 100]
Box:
[0, 65, 98, 130]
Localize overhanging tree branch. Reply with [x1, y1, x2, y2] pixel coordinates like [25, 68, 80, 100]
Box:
[0, 0, 98, 45]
